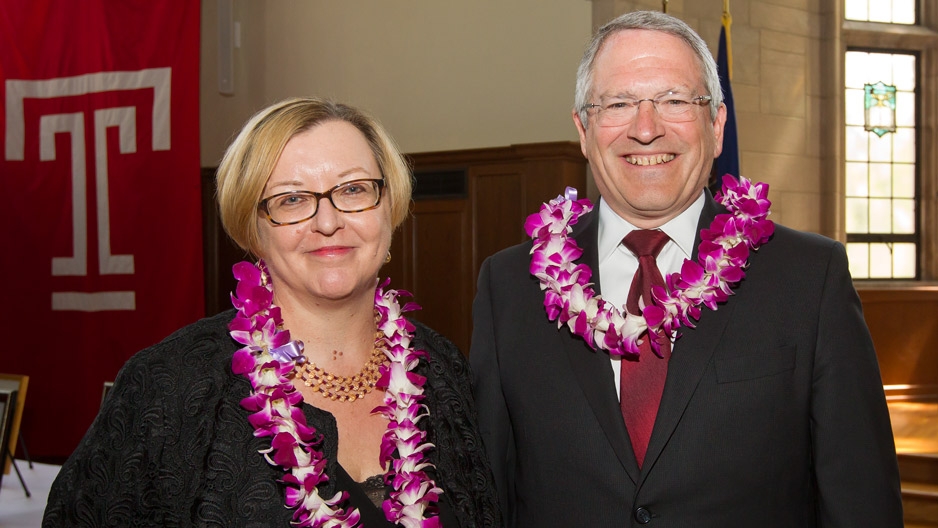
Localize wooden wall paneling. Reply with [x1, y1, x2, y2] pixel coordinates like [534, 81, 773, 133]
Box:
[403, 199, 472, 353]
[384, 210, 413, 291]
[201, 167, 222, 315]
[403, 142, 588, 356]
[858, 287, 938, 400]
[470, 164, 525, 282]
[202, 167, 250, 316]
[522, 157, 591, 214]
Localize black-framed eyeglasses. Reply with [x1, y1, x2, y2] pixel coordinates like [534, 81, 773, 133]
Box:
[583, 93, 712, 127]
[259, 178, 385, 226]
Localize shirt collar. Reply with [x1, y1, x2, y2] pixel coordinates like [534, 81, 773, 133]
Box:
[597, 191, 706, 263]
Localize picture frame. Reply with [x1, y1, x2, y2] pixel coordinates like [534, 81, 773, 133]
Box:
[0, 388, 17, 491]
[0, 374, 28, 475]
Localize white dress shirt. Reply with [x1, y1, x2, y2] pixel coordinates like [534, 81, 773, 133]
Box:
[596, 192, 706, 400]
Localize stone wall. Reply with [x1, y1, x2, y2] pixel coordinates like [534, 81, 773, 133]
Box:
[588, 0, 834, 237]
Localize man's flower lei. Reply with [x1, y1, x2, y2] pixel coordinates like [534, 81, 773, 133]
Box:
[229, 261, 441, 527]
[524, 174, 775, 358]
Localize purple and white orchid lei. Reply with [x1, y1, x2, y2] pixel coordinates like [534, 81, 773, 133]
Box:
[372, 279, 443, 527]
[525, 174, 775, 358]
[229, 261, 441, 527]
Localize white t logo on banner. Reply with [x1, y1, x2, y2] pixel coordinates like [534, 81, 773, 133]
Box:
[5, 68, 171, 312]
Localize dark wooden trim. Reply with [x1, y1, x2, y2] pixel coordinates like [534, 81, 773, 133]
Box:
[884, 384, 938, 402]
[201, 167, 221, 316]
[201, 167, 249, 316]
[856, 285, 938, 302]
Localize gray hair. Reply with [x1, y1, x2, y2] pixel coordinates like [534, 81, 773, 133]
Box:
[574, 11, 722, 128]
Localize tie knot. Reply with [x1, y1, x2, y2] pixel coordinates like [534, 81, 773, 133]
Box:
[623, 229, 669, 258]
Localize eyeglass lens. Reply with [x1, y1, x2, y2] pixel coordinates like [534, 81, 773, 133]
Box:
[592, 95, 709, 127]
[263, 179, 382, 225]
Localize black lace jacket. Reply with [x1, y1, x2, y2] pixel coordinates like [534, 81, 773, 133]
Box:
[42, 310, 500, 527]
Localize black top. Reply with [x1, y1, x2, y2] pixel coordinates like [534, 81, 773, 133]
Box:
[42, 310, 499, 527]
[335, 464, 461, 527]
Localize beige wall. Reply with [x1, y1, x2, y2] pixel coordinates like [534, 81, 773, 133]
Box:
[199, 0, 593, 166]
[200, 0, 936, 258]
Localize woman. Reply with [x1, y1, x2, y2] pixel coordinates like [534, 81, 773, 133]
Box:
[43, 98, 500, 527]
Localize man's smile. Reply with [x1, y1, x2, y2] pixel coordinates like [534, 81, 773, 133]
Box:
[624, 153, 676, 166]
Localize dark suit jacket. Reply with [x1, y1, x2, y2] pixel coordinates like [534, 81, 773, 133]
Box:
[470, 194, 903, 527]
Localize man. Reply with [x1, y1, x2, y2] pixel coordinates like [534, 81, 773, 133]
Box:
[470, 10, 903, 527]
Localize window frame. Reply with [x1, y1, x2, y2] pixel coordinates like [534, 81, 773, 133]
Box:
[833, 2, 938, 282]
[843, 46, 921, 279]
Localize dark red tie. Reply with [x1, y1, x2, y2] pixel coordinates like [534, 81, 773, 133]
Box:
[620, 229, 670, 468]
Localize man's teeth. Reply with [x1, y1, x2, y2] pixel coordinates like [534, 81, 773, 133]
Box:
[625, 154, 676, 166]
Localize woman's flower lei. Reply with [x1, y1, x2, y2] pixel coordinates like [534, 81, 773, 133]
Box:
[229, 261, 441, 527]
[524, 174, 775, 358]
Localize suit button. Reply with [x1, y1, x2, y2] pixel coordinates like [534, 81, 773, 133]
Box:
[634, 507, 652, 524]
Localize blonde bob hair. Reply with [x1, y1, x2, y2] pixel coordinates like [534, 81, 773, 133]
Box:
[216, 97, 413, 257]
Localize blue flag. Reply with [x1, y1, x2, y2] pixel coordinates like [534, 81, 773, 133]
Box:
[714, 24, 739, 184]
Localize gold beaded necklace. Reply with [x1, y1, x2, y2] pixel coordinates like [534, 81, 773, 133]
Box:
[299, 331, 388, 403]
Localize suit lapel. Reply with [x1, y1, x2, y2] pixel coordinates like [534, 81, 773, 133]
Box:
[641, 193, 734, 477]
[560, 211, 641, 482]
[550, 193, 736, 483]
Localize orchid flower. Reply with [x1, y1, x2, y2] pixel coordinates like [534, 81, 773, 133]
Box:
[230, 263, 440, 527]
[526, 175, 773, 359]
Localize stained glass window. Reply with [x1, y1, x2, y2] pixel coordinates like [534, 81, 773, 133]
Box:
[844, 50, 917, 279]
[864, 82, 897, 137]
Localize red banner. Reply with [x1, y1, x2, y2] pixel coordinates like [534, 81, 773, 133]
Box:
[0, 1, 202, 461]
